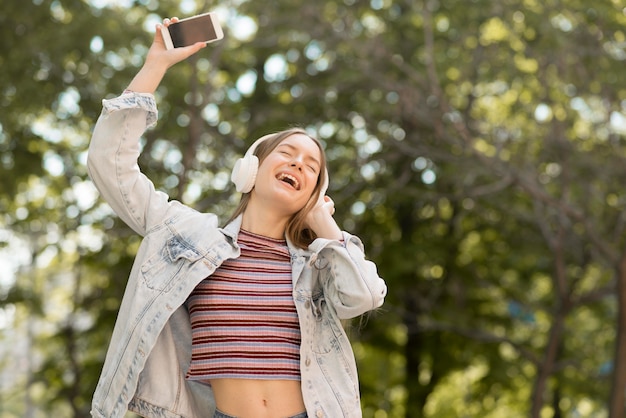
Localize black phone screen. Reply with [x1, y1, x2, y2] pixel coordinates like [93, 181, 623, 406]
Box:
[169, 17, 218, 48]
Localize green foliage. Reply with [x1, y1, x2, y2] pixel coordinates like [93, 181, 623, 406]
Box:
[2, 0, 626, 416]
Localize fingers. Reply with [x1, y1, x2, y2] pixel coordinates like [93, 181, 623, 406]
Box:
[150, 17, 206, 64]
[155, 17, 178, 41]
[179, 42, 207, 58]
[306, 196, 342, 239]
[321, 196, 336, 216]
[157, 17, 178, 38]
[163, 17, 179, 27]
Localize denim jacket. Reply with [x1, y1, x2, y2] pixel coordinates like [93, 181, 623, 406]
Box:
[87, 93, 387, 418]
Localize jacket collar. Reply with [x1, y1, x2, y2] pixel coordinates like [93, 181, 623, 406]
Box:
[219, 214, 243, 243]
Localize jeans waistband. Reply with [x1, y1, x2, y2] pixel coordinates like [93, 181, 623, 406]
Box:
[214, 409, 307, 418]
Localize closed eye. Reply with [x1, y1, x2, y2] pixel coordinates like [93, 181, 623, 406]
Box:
[276, 142, 322, 172]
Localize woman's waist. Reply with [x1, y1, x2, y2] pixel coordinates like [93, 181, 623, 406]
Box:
[210, 378, 306, 417]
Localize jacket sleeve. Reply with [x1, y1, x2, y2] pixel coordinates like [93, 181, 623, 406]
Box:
[87, 92, 173, 236]
[308, 232, 387, 319]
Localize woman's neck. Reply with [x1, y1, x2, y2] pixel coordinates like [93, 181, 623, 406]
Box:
[240, 200, 289, 239]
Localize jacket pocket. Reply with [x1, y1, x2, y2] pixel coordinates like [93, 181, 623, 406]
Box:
[140, 236, 201, 292]
[311, 295, 342, 354]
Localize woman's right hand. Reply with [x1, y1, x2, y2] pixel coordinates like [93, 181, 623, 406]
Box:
[126, 18, 207, 93]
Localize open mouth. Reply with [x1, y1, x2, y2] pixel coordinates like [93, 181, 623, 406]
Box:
[276, 172, 301, 190]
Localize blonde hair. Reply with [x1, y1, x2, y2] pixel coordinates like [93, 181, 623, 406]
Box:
[225, 128, 329, 249]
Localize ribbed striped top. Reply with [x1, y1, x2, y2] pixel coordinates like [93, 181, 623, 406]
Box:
[185, 229, 301, 383]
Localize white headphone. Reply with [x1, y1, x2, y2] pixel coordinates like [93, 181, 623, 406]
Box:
[230, 132, 329, 200]
[231, 134, 273, 193]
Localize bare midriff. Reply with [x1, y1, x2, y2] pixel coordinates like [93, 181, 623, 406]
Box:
[210, 378, 306, 418]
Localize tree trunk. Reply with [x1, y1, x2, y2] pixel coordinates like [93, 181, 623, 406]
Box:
[404, 301, 423, 418]
[609, 255, 626, 418]
[530, 314, 565, 418]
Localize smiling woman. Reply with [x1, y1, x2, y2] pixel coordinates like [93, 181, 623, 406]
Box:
[225, 128, 333, 248]
[86, 16, 386, 418]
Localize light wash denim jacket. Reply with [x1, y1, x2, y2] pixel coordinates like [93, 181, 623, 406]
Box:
[87, 93, 387, 418]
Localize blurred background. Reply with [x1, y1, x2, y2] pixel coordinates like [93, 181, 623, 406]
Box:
[2, 0, 626, 416]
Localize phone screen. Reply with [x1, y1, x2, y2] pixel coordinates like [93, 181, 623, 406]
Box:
[169, 16, 218, 48]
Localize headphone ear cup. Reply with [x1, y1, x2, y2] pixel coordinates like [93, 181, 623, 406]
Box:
[231, 155, 259, 193]
[315, 168, 330, 206]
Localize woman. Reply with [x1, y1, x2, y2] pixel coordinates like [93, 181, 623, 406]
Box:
[87, 18, 386, 418]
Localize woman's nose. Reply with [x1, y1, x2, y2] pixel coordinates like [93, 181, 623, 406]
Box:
[290, 157, 304, 170]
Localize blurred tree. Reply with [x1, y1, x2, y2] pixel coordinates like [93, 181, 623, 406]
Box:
[329, 0, 626, 416]
[2, 0, 626, 417]
[0, 0, 157, 416]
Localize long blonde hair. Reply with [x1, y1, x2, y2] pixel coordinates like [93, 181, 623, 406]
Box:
[225, 128, 329, 249]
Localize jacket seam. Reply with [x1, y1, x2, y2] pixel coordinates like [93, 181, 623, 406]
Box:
[115, 111, 144, 231]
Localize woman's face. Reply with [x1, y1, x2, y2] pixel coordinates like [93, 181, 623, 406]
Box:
[253, 133, 323, 215]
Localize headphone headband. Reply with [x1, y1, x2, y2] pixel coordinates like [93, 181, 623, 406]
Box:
[244, 133, 274, 159]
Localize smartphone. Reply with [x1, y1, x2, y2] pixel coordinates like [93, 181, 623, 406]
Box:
[161, 12, 224, 50]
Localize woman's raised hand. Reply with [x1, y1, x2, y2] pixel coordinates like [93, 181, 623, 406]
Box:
[305, 195, 343, 241]
[126, 18, 207, 94]
[145, 18, 207, 69]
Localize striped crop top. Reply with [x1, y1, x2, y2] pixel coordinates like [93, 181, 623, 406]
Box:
[185, 229, 301, 383]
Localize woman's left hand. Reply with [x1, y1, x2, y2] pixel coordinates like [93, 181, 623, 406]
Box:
[306, 196, 343, 240]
